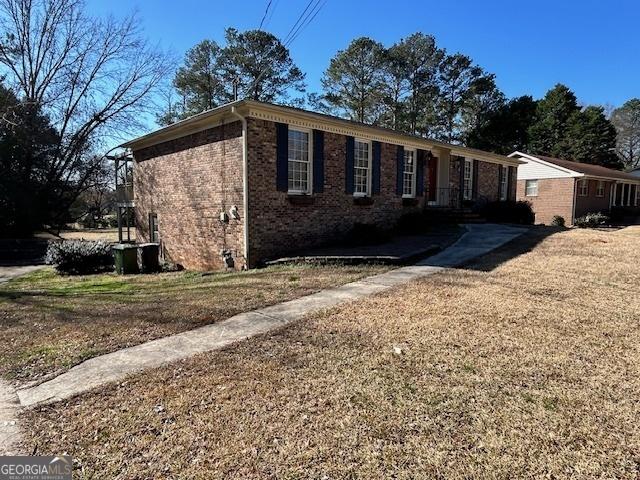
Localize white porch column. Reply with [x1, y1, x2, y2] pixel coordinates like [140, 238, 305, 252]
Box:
[610, 183, 616, 208]
[435, 148, 450, 206]
[626, 183, 632, 206]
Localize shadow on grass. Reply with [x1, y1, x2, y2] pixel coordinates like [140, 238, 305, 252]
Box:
[462, 226, 563, 272]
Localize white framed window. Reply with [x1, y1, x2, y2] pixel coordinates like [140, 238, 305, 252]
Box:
[287, 128, 312, 194]
[463, 159, 473, 200]
[402, 148, 416, 197]
[578, 179, 588, 196]
[525, 179, 538, 197]
[596, 181, 605, 197]
[499, 165, 508, 201]
[353, 139, 371, 196]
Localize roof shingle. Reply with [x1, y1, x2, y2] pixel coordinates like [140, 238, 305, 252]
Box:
[535, 155, 640, 181]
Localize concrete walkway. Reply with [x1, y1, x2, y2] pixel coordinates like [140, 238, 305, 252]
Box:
[0, 381, 21, 455]
[16, 224, 527, 408]
[0, 265, 43, 284]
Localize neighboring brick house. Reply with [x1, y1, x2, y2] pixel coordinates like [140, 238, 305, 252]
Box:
[510, 152, 640, 225]
[120, 100, 521, 271]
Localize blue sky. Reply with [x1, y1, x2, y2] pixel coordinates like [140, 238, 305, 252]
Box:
[88, 0, 639, 109]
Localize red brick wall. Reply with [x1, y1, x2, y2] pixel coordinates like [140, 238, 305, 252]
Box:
[574, 180, 613, 218]
[449, 157, 513, 203]
[245, 118, 427, 264]
[133, 122, 246, 271]
[477, 161, 500, 202]
[449, 157, 462, 192]
[132, 117, 520, 270]
[516, 178, 575, 225]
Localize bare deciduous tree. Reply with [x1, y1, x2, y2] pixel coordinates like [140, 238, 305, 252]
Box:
[0, 0, 171, 226]
[611, 99, 640, 169]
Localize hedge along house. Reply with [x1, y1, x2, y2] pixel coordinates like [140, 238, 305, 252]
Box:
[510, 151, 640, 225]
[121, 100, 521, 271]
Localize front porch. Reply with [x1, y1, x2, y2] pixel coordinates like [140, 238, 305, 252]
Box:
[610, 182, 640, 208]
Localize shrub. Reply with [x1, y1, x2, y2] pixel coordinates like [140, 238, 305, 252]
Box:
[481, 200, 535, 225]
[45, 240, 115, 275]
[395, 211, 429, 235]
[344, 223, 392, 246]
[551, 215, 566, 227]
[574, 212, 609, 228]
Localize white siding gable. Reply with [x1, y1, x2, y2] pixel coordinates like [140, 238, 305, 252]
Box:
[509, 152, 581, 180]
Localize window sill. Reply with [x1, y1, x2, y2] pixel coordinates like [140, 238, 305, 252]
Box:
[353, 196, 374, 206]
[402, 197, 419, 207]
[287, 194, 315, 206]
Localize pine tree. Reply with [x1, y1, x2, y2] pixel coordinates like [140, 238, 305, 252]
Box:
[160, 29, 305, 125]
[562, 106, 621, 168]
[527, 84, 578, 156]
[320, 37, 387, 123]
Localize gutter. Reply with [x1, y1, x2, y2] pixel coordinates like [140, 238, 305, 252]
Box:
[230, 106, 249, 268]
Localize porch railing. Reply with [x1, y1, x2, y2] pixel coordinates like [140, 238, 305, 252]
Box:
[427, 187, 476, 209]
[116, 184, 134, 204]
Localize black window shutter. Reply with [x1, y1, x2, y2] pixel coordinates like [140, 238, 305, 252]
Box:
[416, 150, 425, 196]
[458, 157, 465, 203]
[497, 164, 503, 199]
[396, 145, 404, 195]
[507, 166, 514, 200]
[313, 129, 324, 193]
[345, 136, 355, 194]
[276, 122, 288, 192]
[372, 141, 381, 194]
[472, 159, 479, 200]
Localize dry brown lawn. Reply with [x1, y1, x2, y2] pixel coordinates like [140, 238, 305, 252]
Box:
[22, 227, 640, 479]
[35, 228, 127, 242]
[0, 264, 387, 383]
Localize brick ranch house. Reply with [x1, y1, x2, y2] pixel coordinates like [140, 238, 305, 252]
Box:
[119, 100, 521, 270]
[510, 151, 640, 225]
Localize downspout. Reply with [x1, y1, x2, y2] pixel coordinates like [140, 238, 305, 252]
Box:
[230, 106, 249, 269]
[571, 178, 578, 225]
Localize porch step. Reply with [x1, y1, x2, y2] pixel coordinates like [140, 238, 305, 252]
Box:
[424, 209, 486, 224]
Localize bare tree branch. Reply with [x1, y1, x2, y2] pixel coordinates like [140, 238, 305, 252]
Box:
[0, 0, 172, 228]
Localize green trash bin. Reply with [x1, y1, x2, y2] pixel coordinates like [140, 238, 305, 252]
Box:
[138, 243, 160, 273]
[113, 244, 140, 274]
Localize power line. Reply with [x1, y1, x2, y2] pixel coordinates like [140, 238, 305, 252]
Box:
[284, 0, 326, 48]
[263, 0, 279, 29]
[243, 0, 327, 98]
[258, 0, 273, 30]
[281, 0, 316, 45]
